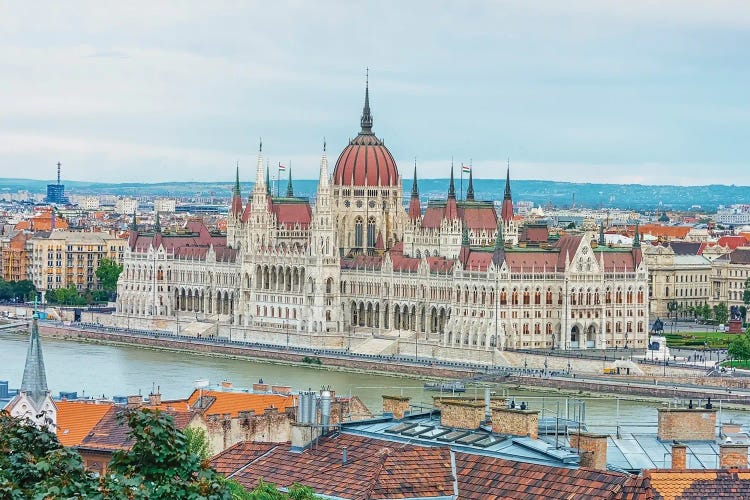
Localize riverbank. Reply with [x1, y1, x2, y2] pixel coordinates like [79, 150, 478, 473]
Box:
[29, 323, 750, 409]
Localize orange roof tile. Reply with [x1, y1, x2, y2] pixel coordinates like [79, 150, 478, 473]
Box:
[185, 390, 295, 418]
[637, 224, 691, 240]
[56, 400, 115, 447]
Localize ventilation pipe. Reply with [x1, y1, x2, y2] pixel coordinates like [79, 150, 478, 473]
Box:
[321, 388, 332, 433]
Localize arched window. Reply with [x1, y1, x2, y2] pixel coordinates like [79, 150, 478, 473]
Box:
[367, 216, 376, 249]
[354, 217, 363, 248]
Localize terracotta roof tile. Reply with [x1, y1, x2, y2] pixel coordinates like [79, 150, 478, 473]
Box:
[185, 390, 295, 418]
[210, 441, 277, 475]
[56, 400, 115, 447]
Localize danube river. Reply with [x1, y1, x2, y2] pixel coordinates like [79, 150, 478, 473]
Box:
[2, 331, 749, 433]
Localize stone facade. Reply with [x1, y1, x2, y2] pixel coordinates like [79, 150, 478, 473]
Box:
[203, 407, 293, 457]
[491, 407, 539, 439]
[657, 408, 717, 441]
[719, 443, 748, 468]
[115, 86, 650, 359]
[382, 395, 410, 420]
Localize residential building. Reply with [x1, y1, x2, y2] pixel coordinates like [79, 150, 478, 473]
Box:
[115, 197, 137, 215]
[1, 231, 30, 282]
[154, 198, 176, 213]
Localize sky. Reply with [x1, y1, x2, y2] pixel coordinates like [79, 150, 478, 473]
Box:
[0, 1, 748, 186]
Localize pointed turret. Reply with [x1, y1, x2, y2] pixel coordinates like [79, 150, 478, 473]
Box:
[231, 163, 243, 215]
[319, 140, 329, 188]
[501, 159, 514, 223]
[598, 222, 605, 246]
[20, 313, 49, 409]
[253, 138, 265, 195]
[360, 69, 373, 134]
[286, 167, 294, 197]
[492, 217, 505, 265]
[633, 221, 641, 248]
[466, 166, 475, 201]
[131, 210, 137, 231]
[265, 163, 271, 196]
[154, 211, 161, 233]
[461, 224, 470, 246]
[444, 162, 459, 221]
[408, 160, 421, 220]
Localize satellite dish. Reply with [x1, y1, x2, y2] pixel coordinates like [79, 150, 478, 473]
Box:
[194, 379, 209, 389]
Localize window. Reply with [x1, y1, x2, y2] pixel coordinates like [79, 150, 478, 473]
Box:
[354, 217, 363, 248]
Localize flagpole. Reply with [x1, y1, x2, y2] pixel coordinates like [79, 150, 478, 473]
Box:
[460, 163, 464, 201]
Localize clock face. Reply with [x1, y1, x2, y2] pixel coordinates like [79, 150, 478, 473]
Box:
[344, 200, 350, 208]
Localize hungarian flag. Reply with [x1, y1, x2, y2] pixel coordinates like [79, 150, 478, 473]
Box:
[278, 163, 286, 172]
[462, 164, 471, 173]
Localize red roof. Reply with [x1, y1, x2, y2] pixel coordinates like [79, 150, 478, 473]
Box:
[271, 200, 311, 229]
[717, 235, 749, 250]
[333, 133, 399, 187]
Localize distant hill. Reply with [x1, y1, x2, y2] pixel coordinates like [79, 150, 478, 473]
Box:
[0, 177, 745, 212]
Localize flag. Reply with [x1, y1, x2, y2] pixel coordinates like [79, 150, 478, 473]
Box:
[462, 164, 471, 174]
[278, 163, 286, 172]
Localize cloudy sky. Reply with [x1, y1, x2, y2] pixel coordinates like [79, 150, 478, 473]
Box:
[0, 1, 748, 185]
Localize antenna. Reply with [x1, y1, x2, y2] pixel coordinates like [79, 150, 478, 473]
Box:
[57, 162, 61, 185]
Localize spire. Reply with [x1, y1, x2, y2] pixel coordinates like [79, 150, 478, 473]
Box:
[286, 167, 294, 197]
[154, 211, 161, 233]
[466, 165, 475, 201]
[131, 210, 137, 231]
[411, 159, 419, 198]
[598, 222, 605, 246]
[633, 221, 641, 248]
[461, 224, 470, 246]
[504, 159, 512, 200]
[20, 313, 49, 409]
[448, 161, 456, 200]
[494, 218, 505, 251]
[319, 139, 329, 188]
[234, 162, 241, 196]
[360, 68, 373, 133]
[254, 138, 265, 194]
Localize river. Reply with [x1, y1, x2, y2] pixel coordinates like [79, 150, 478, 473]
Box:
[2, 331, 749, 434]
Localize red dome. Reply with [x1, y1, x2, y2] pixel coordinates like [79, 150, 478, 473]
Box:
[333, 133, 399, 187]
[332, 81, 400, 187]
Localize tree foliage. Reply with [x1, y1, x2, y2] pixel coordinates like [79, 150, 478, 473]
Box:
[184, 425, 211, 462]
[713, 302, 729, 326]
[0, 278, 37, 302]
[744, 278, 750, 307]
[45, 284, 88, 306]
[728, 333, 750, 364]
[96, 258, 123, 292]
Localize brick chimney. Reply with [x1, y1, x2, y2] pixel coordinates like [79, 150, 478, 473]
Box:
[570, 432, 608, 470]
[657, 407, 717, 441]
[382, 395, 410, 420]
[148, 391, 161, 406]
[272, 385, 292, 395]
[439, 400, 485, 430]
[491, 406, 539, 439]
[671, 442, 687, 470]
[252, 382, 270, 393]
[126, 395, 143, 408]
[720, 443, 748, 468]
[220, 380, 233, 389]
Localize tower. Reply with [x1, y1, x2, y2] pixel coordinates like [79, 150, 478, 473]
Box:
[500, 160, 518, 245]
[7, 310, 56, 429]
[228, 163, 244, 249]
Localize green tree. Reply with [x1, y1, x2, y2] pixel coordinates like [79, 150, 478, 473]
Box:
[744, 278, 750, 307]
[242, 479, 318, 499]
[713, 302, 729, 325]
[184, 426, 211, 462]
[0, 411, 99, 499]
[105, 408, 231, 499]
[96, 258, 123, 292]
[699, 303, 712, 321]
[728, 334, 750, 365]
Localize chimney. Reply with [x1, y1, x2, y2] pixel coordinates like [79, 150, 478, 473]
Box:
[569, 432, 608, 470]
[491, 405, 539, 439]
[220, 380, 233, 390]
[440, 400, 485, 430]
[382, 395, 410, 420]
[722, 423, 742, 435]
[148, 391, 161, 406]
[671, 442, 687, 469]
[290, 422, 320, 453]
[321, 390, 332, 433]
[252, 381, 270, 393]
[657, 407, 717, 441]
[720, 442, 748, 468]
[271, 385, 292, 395]
[126, 395, 143, 408]
[342, 446, 348, 465]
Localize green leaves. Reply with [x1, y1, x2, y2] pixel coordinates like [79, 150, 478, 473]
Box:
[96, 258, 123, 293]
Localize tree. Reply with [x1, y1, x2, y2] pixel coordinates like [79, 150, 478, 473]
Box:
[0, 411, 99, 499]
[699, 303, 712, 321]
[713, 302, 729, 326]
[728, 334, 750, 366]
[105, 408, 231, 499]
[184, 426, 211, 462]
[744, 278, 750, 307]
[96, 258, 123, 292]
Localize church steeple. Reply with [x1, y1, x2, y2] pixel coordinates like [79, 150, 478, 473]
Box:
[286, 167, 294, 198]
[599, 222, 606, 246]
[234, 162, 241, 197]
[461, 224, 470, 246]
[503, 160, 512, 200]
[408, 160, 421, 221]
[131, 210, 137, 231]
[154, 211, 161, 233]
[633, 221, 641, 248]
[501, 159, 514, 223]
[466, 166, 475, 201]
[360, 68, 373, 134]
[494, 219, 504, 251]
[411, 160, 419, 198]
[20, 311, 49, 409]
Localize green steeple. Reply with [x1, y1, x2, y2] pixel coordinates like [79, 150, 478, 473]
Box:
[461, 224, 470, 246]
[234, 162, 241, 196]
[466, 166, 475, 201]
[286, 167, 294, 197]
[20, 313, 49, 409]
[598, 222, 605, 246]
[494, 219, 504, 251]
[265, 163, 271, 196]
[633, 221, 640, 248]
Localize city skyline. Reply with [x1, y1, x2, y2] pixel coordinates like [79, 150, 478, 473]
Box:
[1, 1, 748, 185]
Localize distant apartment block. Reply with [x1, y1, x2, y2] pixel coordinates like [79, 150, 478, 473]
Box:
[71, 195, 100, 210]
[115, 197, 138, 215]
[28, 231, 125, 294]
[715, 204, 750, 226]
[154, 198, 176, 213]
[0, 232, 30, 282]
